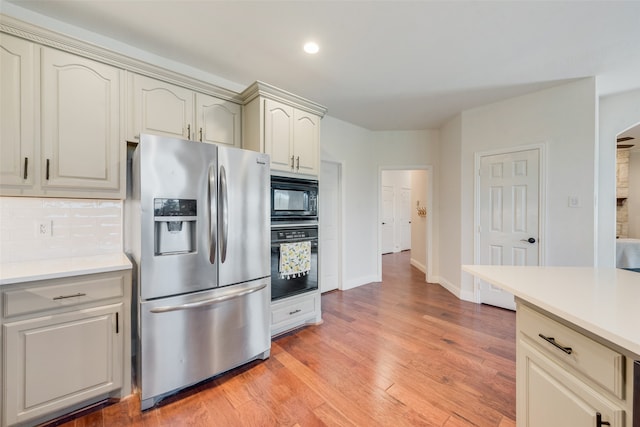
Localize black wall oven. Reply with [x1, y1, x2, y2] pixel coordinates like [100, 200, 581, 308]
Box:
[271, 176, 318, 222]
[270, 224, 318, 300]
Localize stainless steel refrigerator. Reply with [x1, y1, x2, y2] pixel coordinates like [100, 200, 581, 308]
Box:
[127, 134, 271, 410]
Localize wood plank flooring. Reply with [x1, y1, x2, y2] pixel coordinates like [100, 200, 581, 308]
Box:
[49, 252, 516, 427]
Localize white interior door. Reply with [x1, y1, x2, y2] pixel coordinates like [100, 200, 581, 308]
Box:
[400, 187, 412, 250]
[478, 149, 540, 310]
[381, 185, 395, 254]
[320, 161, 340, 293]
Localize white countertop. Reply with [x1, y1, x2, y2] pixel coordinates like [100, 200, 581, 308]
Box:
[0, 253, 132, 285]
[462, 265, 640, 357]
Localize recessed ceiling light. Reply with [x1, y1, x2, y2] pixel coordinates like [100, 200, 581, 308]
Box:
[304, 42, 319, 54]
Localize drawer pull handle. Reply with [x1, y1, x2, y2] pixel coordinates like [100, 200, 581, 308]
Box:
[289, 309, 302, 315]
[596, 412, 611, 427]
[538, 333, 572, 355]
[53, 292, 86, 300]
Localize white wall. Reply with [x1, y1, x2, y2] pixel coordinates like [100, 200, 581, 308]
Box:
[440, 79, 598, 299]
[321, 121, 439, 289]
[436, 114, 463, 297]
[320, 116, 379, 289]
[410, 170, 428, 274]
[598, 89, 640, 265]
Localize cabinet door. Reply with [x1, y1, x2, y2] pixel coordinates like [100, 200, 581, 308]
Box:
[195, 93, 241, 147]
[129, 74, 194, 141]
[293, 109, 319, 176]
[264, 99, 294, 172]
[1, 34, 36, 188]
[41, 48, 122, 192]
[517, 339, 624, 427]
[3, 303, 123, 426]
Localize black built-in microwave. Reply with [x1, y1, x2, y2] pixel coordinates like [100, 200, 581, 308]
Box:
[270, 176, 318, 221]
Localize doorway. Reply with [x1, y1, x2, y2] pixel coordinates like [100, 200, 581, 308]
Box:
[474, 146, 544, 310]
[378, 166, 433, 283]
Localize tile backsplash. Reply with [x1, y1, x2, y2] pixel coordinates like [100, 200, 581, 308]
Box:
[0, 197, 123, 264]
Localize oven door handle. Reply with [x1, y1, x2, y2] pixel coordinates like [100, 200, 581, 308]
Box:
[149, 283, 267, 313]
[273, 238, 318, 244]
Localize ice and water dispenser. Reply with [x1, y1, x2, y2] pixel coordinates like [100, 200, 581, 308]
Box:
[154, 198, 197, 255]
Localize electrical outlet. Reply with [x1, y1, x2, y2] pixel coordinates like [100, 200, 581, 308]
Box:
[568, 196, 581, 208]
[36, 220, 52, 238]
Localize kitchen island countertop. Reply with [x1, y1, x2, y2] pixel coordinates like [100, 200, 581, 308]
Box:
[0, 253, 132, 285]
[462, 265, 640, 357]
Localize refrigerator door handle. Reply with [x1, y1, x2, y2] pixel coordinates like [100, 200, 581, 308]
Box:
[208, 165, 217, 264]
[219, 165, 229, 263]
[149, 283, 267, 313]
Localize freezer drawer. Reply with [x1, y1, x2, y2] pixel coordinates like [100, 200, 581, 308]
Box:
[138, 277, 270, 409]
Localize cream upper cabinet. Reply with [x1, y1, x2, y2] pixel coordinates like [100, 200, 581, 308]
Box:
[41, 48, 123, 194]
[0, 34, 36, 188]
[195, 93, 241, 146]
[264, 99, 295, 172]
[129, 74, 194, 141]
[0, 39, 125, 198]
[255, 98, 320, 175]
[129, 74, 241, 147]
[293, 108, 320, 176]
[241, 81, 326, 177]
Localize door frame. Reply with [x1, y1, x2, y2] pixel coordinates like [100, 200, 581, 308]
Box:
[377, 165, 434, 283]
[320, 159, 344, 292]
[472, 143, 547, 303]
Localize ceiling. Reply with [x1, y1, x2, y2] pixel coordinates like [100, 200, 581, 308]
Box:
[4, 1, 640, 131]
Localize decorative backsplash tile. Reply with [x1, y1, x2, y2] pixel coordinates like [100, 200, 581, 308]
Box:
[0, 197, 122, 264]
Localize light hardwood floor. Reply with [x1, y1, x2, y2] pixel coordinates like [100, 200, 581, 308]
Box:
[48, 251, 516, 426]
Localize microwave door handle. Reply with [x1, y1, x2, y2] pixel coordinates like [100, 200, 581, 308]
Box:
[219, 165, 228, 264]
[208, 165, 217, 264]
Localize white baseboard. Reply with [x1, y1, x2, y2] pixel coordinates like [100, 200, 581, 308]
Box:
[431, 275, 475, 303]
[410, 258, 426, 274]
[342, 275, 380, 291]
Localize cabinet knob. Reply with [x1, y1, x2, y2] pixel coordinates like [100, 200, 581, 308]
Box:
[290, 156, 295, 170]
[296, 156, 300, 171]
[23, 157, 28, 180]
[187, 124, 191, 140]
[199, 127, 203, 142]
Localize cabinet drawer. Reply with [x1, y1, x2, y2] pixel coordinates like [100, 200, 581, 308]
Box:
[518, 304, 625, 398]
[3, 273, 125, 318]
[271, 293, 317, 325]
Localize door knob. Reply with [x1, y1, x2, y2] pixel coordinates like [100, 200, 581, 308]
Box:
[520, 237, 536, 244]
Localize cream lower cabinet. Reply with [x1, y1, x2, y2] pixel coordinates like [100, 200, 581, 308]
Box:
[128, 74, 241, 147]
[1, 270, 131, 427]
[517, 302, 633, 427]
[271, 291, 322, 337]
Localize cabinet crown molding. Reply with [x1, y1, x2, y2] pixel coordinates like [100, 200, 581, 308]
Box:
[241, 81, 327, 118]
[0, 14, 243, 104]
